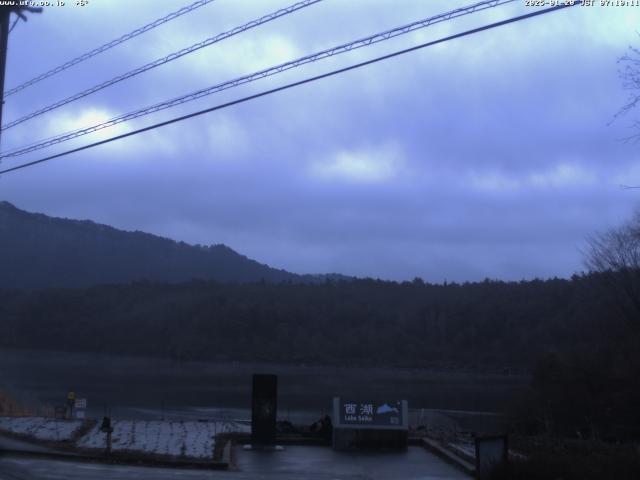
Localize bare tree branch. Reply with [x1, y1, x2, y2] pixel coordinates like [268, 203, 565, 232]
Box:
[585, 212, 640, 333]
[610, 42, 640, 147]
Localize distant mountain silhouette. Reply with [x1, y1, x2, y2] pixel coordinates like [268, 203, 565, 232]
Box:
[0, 201, 345, 289]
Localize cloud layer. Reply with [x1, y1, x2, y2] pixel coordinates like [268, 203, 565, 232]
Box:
[2, 0, 639, 281]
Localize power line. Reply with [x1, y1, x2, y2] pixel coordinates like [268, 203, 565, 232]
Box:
[0, 1, 581, 177]
[0, 122, 81, 156]
[1, 0, 323, 132]
[0, 0, 517, 159]
[0, 6, 42, 149]
[4, 0, 216, 98]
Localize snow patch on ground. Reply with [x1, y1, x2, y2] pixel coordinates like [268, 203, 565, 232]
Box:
[0, 416, 83, 441]
[77, 420, 249, 459]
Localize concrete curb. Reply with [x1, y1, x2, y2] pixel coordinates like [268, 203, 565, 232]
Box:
[0, 448, 229, 470]
[421, 437, 476, 476]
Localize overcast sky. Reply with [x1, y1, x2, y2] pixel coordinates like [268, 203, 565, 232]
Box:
[2, 0, 639, 282]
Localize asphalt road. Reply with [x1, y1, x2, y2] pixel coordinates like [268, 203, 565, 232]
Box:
[0, 446, 469, 480]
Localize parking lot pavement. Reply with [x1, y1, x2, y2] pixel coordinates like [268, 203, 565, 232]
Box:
[0, 446, 470, 480]
[236, 445, 469, 479]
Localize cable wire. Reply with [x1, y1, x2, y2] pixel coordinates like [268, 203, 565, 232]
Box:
[4, 0, 216, 98]
[0, 0, 517, 159]
[2, 0, 323, 131]
[0, 1, 581, 176]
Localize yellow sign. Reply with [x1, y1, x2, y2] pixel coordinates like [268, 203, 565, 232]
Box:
[67, 391, 76, 401]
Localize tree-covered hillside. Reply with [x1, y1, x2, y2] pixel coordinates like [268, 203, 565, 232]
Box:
[0, 275, 611, 368]
[0, 201, 302, 289]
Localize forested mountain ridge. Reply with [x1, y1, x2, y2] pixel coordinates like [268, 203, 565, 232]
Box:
[0, 275, 610, 369]
[0, 201, 338, 289]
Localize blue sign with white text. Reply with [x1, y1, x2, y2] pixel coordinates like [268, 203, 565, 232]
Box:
[339, 400, 403, 426]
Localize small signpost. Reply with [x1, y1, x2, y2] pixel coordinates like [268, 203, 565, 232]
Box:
[332, 397, 408, 450]
[74, 398, 87, 419]
[66, 391, 76, 419]
[100, 416, 114, 454]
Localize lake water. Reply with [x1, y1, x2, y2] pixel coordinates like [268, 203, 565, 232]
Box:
[0, 348, 526, 433]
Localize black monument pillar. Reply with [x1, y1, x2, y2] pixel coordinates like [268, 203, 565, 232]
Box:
[251, 374, 277, 446]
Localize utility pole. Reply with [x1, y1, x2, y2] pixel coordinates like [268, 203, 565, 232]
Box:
[0, 5, 42, 147]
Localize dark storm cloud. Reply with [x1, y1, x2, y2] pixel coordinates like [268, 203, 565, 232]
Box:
[1, 0, 639, 281]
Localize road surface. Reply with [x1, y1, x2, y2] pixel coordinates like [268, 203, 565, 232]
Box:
[0, 446, 469, 479]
